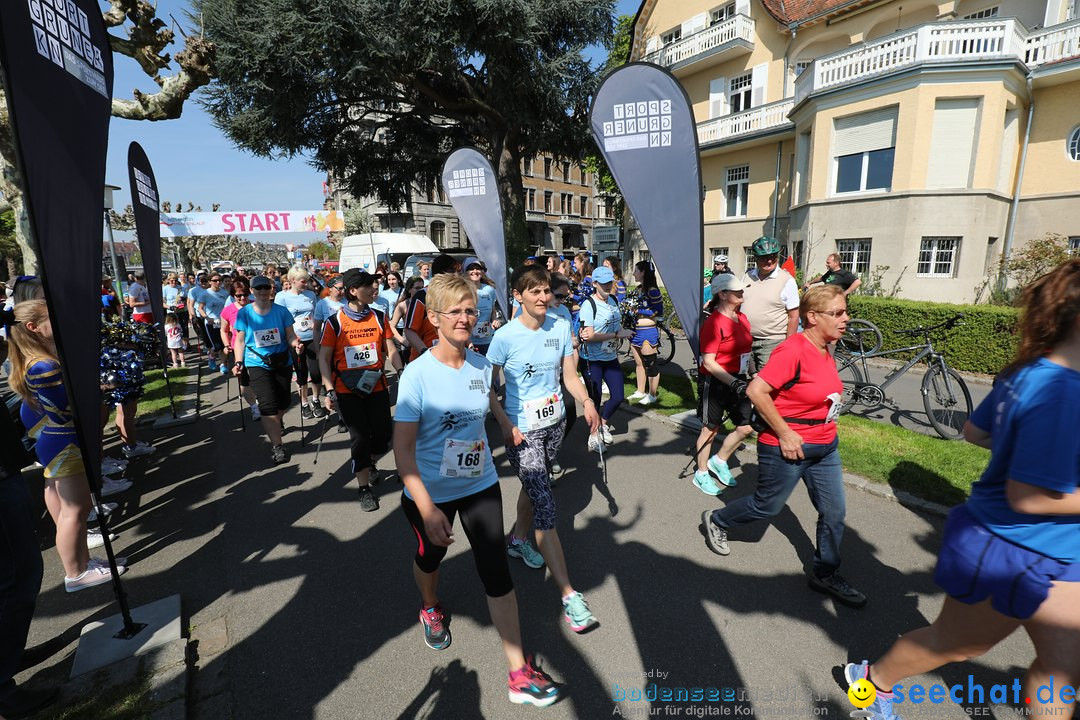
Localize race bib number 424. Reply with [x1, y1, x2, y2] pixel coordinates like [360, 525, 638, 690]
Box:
[254, 328, 282, 348]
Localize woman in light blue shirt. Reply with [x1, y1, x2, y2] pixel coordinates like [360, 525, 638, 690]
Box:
[577, 265, 633, 452]
[393, 273, 561, 707]
[274, 266, 325, 420]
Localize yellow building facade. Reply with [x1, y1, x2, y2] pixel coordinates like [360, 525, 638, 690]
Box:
[630, 0, 1080, 301]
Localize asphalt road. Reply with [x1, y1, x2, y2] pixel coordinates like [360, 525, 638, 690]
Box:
[18, 364, 1033, 720]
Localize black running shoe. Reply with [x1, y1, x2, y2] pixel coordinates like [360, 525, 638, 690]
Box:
[358, 485, 379, 512]
[271, 445, 288, 465]
[311, 402, 328, 419]
[300, 404, 315, 420]
[808, 573, 867, 608]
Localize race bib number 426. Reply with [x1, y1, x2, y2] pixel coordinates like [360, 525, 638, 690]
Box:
[346, 343, 378, 369]
[254, 328, 282, 348]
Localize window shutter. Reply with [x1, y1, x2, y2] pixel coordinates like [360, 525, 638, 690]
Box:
[646, 36, 659, 55]
[751, 63, 769, 107]
[735, 0, 750, 16]
[926, 98, 980, 189]
[710, 77, 728, 118]
[833, 107, 898, 156]
[683, 12, 707, 36]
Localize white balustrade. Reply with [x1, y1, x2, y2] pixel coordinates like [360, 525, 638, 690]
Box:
[642, 15, 754, 68]
[697, 99, 795, 146]
[794, 17, 1080, 103]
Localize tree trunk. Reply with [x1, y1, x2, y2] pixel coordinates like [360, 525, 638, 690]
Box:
[494, 136, 528, 269]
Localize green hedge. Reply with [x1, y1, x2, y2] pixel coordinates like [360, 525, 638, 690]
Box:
[847, 296, 1018, 376]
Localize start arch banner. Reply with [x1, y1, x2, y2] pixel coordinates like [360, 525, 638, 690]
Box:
[159, 210, 344, 237]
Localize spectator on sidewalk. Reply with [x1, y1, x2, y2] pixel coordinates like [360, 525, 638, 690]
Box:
[126, 271, 153, 324]
[803, 253, 862, 296]
[741, 236, 799, 372]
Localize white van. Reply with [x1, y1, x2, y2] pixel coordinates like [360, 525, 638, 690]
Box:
[338, 233, 440, 274]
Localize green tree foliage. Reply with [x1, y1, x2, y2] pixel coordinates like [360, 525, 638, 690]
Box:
[0, 208, 20, 280]
[197, 0, 614, 267]
[307, 241, 339, 262]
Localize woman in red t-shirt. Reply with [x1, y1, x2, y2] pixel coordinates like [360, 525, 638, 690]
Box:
[702, 285, 866, 609]
[693, 274, 753, 496]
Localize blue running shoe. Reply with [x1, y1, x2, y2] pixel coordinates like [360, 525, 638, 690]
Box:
[693, 470, 722, 496]
[844, 661, 902, 719]
[562, 592, 598, 633]
[208, 359, 219, 372]
[507, 536, 545, 569]
[707, 455, 736, 487]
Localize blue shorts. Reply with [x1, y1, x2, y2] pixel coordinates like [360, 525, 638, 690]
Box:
[632, 326, 660, 348]
[935, 504, 1080, 619]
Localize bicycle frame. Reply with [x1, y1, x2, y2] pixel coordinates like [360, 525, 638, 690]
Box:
[838, 341, 949, 396]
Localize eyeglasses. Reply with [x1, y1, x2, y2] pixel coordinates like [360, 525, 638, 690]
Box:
[553, 293, 568, 301]
[436, 309, 480, 319]
[331, 285, 344, 291]
[813, 308, 849, 318]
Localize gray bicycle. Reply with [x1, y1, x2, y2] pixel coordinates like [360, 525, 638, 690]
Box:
[835, 313, 973, 440]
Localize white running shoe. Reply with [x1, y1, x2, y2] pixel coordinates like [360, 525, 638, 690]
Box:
[587, 433, 604, 453]
[100, 477, 133, 498]
[627, 391, 645, 403]
[86, 529, 117, 549]
[638, 394, 658, 407]
[121, 442, 155, 459]
[600, 424, 614, 444]
[86, 502, 119, 524]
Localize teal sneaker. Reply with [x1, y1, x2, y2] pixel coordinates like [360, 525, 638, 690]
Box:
[693, 470, 722, 496]
[844, 661, 901, 719]
[562, 591, 598, 633]
[707, 455, 736, 487]
[507, 536, 545, 569]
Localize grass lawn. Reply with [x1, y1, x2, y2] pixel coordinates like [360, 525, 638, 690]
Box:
[106, 366, 192, 422]
[622, 367, 988, 506]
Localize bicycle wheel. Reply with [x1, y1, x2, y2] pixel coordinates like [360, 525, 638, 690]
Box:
[656, 325, 677, 365]
[922, 365, 973, 440]
[838, 319, 882, 355]
[835, 354, 865, 414]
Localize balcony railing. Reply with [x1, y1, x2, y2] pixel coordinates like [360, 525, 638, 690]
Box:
[558, 214, 582, 226]
[795, 18, 1080, 103]
[697, 98, 795, 147]
[525, 210, 546, 222]
[642, 14, 754, 70]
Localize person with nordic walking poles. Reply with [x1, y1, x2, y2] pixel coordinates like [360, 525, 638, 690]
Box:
[393, 273, 562, 707]
[275, 266, 327, 421]
[577, 265, 633, 453]
[318, 270, 402, 512]
[232, 275, 302, 466]
[692, 273, 754, 496]
[488, 265, 601, 633]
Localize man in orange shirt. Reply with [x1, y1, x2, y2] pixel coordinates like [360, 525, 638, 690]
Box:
[403, 254, 459, 361]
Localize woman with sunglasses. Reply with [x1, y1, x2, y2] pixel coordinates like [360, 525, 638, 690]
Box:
[220, 277, 260, 420]
[702, 285, 866, 608]
[197, 273, 231, 374]
[233, 275, 303, 465]
[275, 266, 327, 420]
[578, 265, 633, 452]
[393, 273, 561, 707]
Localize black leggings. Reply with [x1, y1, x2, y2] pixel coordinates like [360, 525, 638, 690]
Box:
[336, 390, 392, 473]
[401, 482, 513, 598]
[563, 380, 578, 436]
[294, 340, 323, 386]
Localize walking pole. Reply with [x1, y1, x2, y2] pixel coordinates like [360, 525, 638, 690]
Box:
[678, 427, 720, 479]
[237, 371, 245, 432]
[597, 427, 607, 485]
[313, 411, 331, 467]
[296, 347, 306, 447]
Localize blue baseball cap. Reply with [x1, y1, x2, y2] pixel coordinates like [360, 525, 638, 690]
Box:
[592, 266, 615, 284]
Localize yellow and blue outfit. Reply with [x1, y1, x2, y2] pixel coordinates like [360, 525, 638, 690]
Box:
[631, 287, 665, 348]
[18, 360, 84, 478]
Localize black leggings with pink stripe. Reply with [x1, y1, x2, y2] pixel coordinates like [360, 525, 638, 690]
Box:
[400, 481, 513, 598]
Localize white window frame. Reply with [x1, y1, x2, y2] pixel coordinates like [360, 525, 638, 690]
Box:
[834, 149, 894, 195]
[523, 157, 533, 177]
[725, 165, 750, 219]
[742, 246, 756, 273]
[729, 73, 752, 114]
[794, 60, 812, 77]
[836, 239, 872, 274]
[710, 3, 736, 25]
[917, 237, 960, 278]
[709, 246, 730, 260]
[661, 27, 682, 46]
[1068, 126, 1080, 161]
[1069, 236, 1080, 255]
[962, 6, 999, 19]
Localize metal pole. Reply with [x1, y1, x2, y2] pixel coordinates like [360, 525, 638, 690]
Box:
[104, 209, 123, 301]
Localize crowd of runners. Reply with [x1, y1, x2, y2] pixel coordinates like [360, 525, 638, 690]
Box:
[1, 247, 1077, 718]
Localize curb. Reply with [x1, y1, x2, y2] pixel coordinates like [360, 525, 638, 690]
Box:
[619, 401, 953, 518]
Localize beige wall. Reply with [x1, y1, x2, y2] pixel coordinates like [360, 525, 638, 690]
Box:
[702, 140, 792, 220]
[1020, 80, 1080, 195]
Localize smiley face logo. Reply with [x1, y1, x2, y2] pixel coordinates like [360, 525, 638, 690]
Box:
[848, 678, 876, 709]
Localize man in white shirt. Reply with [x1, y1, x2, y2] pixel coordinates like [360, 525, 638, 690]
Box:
[740, 236, 799, 372]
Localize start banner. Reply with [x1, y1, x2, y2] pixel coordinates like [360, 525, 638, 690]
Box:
[159, 210, 344, 237]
